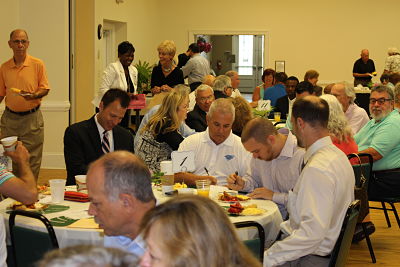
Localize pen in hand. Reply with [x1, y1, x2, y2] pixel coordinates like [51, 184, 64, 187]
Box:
[204, 167, 210, 176]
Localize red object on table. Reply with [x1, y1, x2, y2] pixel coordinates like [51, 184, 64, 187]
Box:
[64, 191, 89, 202]
[128, 94, 146, 110]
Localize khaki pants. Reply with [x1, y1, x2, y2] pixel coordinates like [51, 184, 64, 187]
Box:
[0, 109, 44, 180]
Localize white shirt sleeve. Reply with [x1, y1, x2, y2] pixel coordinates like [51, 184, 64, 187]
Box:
[99, 64, 118, 96]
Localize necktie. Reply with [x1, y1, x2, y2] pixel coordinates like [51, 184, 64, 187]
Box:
[101, 130, 110, 154]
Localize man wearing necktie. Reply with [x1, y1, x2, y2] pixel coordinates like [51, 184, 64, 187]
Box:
[64, 89, 134, 185]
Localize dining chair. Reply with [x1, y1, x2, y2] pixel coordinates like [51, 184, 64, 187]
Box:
[369, 198, 400, 228]
[234, 221, 265, 262]
[347, 153, 376, 263]
[328, 200, 360, 267]
[9, 210, 59, 267]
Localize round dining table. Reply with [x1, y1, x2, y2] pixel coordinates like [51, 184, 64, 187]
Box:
[0, 185, 283, 249]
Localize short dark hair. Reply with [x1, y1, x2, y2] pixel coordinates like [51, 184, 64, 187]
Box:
[389, 73, 400, 86]
[118, 41, 135, 55]
[188, 43, 200, 53]
[286, 76, 299, 83]
[241, 117, 277, 144]
[292, 96, 329, 128]
[101, 152, 155, 203]
[261, 68, 276, 82]
[380, 73, 390, 83]
[313, 85, 323, 96]
[295, 81, 314, 95]
[274, 72, 288, 83]
[101, 89, 130, 108]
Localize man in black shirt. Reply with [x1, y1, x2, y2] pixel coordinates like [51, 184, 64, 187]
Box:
[353, 49, 376, 86]
[186, 84, 215, 132]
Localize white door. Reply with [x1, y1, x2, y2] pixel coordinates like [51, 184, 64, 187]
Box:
[232, 35, 264, 94]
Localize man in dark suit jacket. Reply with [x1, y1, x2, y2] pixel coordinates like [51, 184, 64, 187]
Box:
[64, 89, 134, 185]
[275, 76, 299, 120]
[186, 84, 214, 132]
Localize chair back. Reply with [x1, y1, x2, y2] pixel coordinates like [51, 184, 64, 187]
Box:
[234, 221, 265, 262]
[347, 153, 373, 188]
[329, 200, 360, 267]
[9, 210, 59, 267]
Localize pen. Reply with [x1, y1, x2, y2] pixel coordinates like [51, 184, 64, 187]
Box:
[204, 167, 210, 176]
[180, 156, 188, 166]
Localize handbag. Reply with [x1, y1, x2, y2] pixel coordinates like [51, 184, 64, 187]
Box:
[350, 153, 370, 222]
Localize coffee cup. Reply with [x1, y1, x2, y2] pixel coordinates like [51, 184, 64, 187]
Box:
[1, 136, 18, 152]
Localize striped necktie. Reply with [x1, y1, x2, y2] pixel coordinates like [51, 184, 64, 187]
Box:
[101, 130, 110, 154]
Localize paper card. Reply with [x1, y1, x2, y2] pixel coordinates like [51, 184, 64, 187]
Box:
[67, 218, 100, 229]
[128, 94, 146, 110]
[171, 151, 195, 173]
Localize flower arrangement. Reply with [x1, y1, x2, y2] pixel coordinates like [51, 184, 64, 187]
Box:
[197, 36, 212, 53]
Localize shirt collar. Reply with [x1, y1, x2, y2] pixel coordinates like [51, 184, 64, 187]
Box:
[303, 136, 332, 164]
[94, 113, 107, 135]
[372, 109, 397, 124]
[277, 128, 297, 159]
[8, 54, 31, 68]
[202, 128, 234, 147]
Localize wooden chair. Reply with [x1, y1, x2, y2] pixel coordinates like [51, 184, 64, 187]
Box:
[328, 200, 360, 267]
[234, 221, 265, 262]
[9, 210, 59, 267]
[348, 153, 376, 263]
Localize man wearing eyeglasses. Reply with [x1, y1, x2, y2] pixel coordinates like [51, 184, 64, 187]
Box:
[186, 84, 215, 132]
[0, 29, 50, 180]
[355, 85, 400, 199]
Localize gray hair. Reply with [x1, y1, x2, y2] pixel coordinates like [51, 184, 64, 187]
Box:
[37, 245, 138, 267]
[371, 84, 394, 100]
[337, 81, 356, 103]
[194, 84, 213, 97]
[97, 151, 155, 203]
[207, 98, 235, 121]
[213, 75, 231, 92]
[394, 83, 400, 104]
[320, 94, 353, 142]
[388, 47, 400, 56]
[225, 70, 238, 78]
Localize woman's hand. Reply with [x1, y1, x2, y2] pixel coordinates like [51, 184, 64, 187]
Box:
[160, 85, 173, 92]
[151, 86, 161, 95]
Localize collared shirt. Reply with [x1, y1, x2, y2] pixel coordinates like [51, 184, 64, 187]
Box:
[181, 54, 210, 84]
[355, 110, 400, 170]
[104, 234, 146, 257]
[241, 128, 304, 218]
[94, 114, 114, 152]
[134, 105, 195, 149]
[0, 54, 50, 112]
[231, 88, 242, 98]
[264, 137, 354, 267]
[263, 83, 287, 107]
[178, 129, 251, 185]
[345, 103, 370, 134]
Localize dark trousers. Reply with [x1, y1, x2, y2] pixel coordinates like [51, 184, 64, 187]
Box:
[369, 168, 400, 199]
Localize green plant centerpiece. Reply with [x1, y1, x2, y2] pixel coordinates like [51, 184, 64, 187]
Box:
[134, 60, 153, 93]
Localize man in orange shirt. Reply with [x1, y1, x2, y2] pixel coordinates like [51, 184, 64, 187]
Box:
[0, 29, 50, 179]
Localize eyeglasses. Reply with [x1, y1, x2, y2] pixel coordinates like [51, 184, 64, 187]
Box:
[369, 98, 393, 105]
[198, 95, 214, 103]
[11, 40, 28, 45]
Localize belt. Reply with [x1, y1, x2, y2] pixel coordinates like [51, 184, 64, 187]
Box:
[6, 105, 40, 116]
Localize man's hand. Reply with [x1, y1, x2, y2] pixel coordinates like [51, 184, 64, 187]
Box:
[227, 173, 245, 191]
[248, 187, 274, 200]
[4, 141, 30, 165]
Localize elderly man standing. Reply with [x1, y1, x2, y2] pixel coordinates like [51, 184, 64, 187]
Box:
[355, 85, 400, 199]
[213, 75, 233, 99]
[227, 118, 304, 219]
[176, 98, 251, 186]
[87, 151, 156, 257]
[0, 29, 50, 179]
[353, 49, 376, 87]
[331, 82, 369, 134]
[264, 96, 354, 267]
[181, 43, 210, 92]
[225, 70, 242, 98]
[186, 84, 214, 132]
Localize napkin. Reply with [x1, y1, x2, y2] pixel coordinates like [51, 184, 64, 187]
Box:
[67, 218, 100, 229]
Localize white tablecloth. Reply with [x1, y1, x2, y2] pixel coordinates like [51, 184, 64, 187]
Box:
[0, 185, 283, 249]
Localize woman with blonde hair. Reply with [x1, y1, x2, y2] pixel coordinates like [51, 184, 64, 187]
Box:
[230, 96, 253, 137]
[139, 195, 261, 267]
[136, 85, 189, 172]
[320, 94, 358, 155]
[150, 40, 184, 95]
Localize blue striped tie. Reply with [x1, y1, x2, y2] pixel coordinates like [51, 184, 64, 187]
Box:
[101, 130, 110, 154]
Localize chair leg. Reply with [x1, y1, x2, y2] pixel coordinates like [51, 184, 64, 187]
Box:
[381, 201, 391, 228]
[388, 202, 400, 228]
[362, 223, 376, 263]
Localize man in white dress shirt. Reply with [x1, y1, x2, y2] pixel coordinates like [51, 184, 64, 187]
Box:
[264, 96, 354, 267]
[226, 117, 305, 219]
[87, 151, 156, 257]
[331, 82, 369, 134]
[176, 98, 251, 186]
